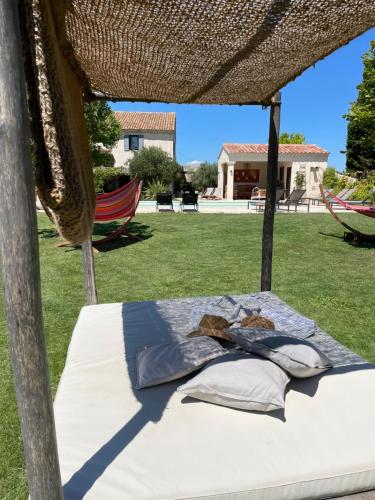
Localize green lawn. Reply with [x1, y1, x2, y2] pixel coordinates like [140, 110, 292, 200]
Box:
[1, 212, 375, 499]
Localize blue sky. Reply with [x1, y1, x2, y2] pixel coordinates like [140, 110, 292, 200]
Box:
[111, 28, 375, 172]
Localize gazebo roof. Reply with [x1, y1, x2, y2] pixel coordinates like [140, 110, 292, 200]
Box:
[61, 0, 375, 105]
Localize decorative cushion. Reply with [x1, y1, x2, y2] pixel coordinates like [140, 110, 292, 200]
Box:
[190, 296, 261, 331]
[177, 352, 290, 412]
[240, 315, 275, 329]
[187, 314, 233, 341]
[136, 337, 227, 389]
[228, 331, 332, 378]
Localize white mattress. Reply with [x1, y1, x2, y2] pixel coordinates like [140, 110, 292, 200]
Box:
[54, 296, 375, 500]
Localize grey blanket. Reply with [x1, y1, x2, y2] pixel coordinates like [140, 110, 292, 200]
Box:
[131, 291, 366, 368]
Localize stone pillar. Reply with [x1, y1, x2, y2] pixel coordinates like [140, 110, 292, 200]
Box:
[226, 162, 235, 200]
[217, 162, 224, 197]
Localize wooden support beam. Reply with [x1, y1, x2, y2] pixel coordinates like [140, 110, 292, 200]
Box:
[261, 92, 281, 292]
[0, 1, 63, 498]
[82, 239, 98, 305]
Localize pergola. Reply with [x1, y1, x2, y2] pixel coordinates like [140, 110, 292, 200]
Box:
[0, 1, 374, 498]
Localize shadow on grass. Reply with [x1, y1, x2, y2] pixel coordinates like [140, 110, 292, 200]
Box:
[92, 221, 153, 252]
[40, 222, 153, 252]
[38, 228, 59, 239]
[319, 231, 375, 249]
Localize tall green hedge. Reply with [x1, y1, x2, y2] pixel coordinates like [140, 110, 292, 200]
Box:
[93, 167, 131, 193]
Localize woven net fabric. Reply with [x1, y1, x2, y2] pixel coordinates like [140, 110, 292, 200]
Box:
[60, 0, 375, 105]
[28, 0, 96, 244]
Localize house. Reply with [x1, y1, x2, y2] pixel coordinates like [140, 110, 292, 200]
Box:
[112, 112, 176, 167]
[217, 143, 329, 200]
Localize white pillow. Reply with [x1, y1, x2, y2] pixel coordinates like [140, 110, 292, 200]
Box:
[177, 352, 290, 412]
[136, 337, 227, 389]
[228, 331, 332, 378]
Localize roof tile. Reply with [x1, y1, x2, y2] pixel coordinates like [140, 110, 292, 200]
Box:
[114, 112, 176, 132]
[223, 143, 328, 155]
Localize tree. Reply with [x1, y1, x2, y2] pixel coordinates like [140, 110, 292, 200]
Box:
[322, 167, 339, 189]
[191, 162, 218, 192]
[128, 146, 181, 187]
[345, 41, 375, 173]
[279, 132, 306, 144]
[84, 101, 121, 167]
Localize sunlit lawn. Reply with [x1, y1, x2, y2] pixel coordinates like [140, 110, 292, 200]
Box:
[1, 212, 375, 498]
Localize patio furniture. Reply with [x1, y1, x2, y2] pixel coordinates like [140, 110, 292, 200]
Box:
[180, 192, 199, 211]
[54, 293, 375, 500]
[248, 188, 285, 210]
[277, 189, 309, 212]
[251, 187, 267, 200]
[201, 187, 215, 198]
[331, 188, 374, 207]
[320, 185, 375, 244]
[156, 192, 174, 212]
[203, 187, 221, 199]
[57, 178, 143, 249]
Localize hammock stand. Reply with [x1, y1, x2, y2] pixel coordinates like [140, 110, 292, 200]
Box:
[319, 184, 375, 245]
[57, 178, 143, 251]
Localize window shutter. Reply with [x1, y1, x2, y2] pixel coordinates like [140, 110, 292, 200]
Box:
[139, 135, 144, 150]
[124, 135, 130, 151]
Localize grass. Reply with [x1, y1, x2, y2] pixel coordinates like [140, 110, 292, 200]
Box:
[1, 212, 375, 499]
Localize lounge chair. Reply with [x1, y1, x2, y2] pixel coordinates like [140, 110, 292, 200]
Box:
[248, 188, 285, 210]
[331, 188, 375, 206]
[156, 192, 174, 212]
[201, 187, 215, 198]
[277, 189, 309, 212]
[180, 192, 198, 211]
[326, 188, 348, 200]
[202, 187, 221, 200]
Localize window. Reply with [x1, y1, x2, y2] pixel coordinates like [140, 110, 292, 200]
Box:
[129, 135, 139, 151]
[124, 134, 144, 151]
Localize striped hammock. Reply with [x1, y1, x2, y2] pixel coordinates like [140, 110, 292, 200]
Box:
[91, 177, 143, 248]
[329, 193, 375, 219]
[95, 177, 141, 221]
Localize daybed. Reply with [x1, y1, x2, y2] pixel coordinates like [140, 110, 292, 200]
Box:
[55, 292, 375, 500]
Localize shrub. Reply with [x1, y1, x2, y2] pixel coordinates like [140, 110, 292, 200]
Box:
[92, 149, 115, 168]
[174, 174, 195, 194]
[93, 167, 130, 193]
[349, 179, 375, 202]
[191, 162, 218, 192]
[129, 147, 181, 187]
[294, 172, 305, 189]
[144, 180, 168, 200]
[323, 167, 339, 189]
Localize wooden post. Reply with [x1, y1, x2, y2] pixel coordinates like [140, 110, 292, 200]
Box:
[82, 239, 98, 305]
[261, 92, 281, 291]
[0, 1, 63, 498]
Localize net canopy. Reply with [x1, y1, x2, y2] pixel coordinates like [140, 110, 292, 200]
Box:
[58, 0, 375, 105]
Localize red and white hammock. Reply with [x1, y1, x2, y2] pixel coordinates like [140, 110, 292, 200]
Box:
[319, 184, 375, 244]
[327, 193, 375, 219]
[93, 177, 143, 247]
